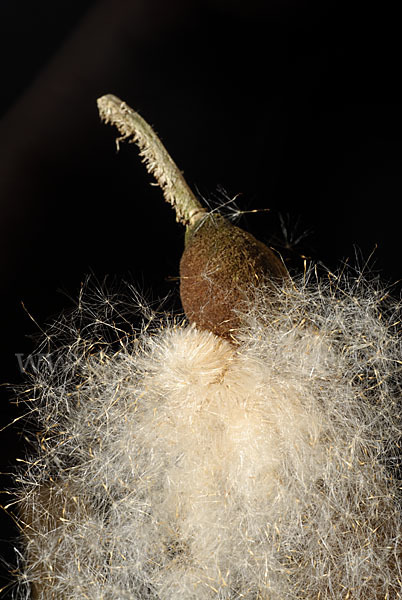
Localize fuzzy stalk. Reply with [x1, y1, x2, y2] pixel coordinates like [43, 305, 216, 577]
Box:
[97, 94, 206, 227]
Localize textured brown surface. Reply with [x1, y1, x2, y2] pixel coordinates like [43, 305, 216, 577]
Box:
[180, 214, 288, 340]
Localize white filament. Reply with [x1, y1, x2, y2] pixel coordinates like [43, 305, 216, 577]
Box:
[14, 269, 402, 599]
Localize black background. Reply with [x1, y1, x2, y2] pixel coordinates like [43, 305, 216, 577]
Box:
[0, 0, 401, 594]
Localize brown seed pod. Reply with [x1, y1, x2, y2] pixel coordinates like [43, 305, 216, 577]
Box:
[97, 95, 288, 340]
[180, 213, 288, 339]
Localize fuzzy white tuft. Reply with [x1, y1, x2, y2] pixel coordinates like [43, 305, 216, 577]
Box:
[13, 269, 402, 599]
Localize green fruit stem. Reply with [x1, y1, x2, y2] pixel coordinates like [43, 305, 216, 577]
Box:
[97, 94, 207, 227]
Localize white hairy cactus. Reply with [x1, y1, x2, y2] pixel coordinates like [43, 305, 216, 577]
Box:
[13, 270, 402, 599]
[10, 97, 402, 599]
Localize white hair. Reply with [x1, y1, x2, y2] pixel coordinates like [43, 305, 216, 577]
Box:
[14, 267, 402, 599]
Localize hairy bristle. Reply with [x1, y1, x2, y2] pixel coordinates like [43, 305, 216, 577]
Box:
[11, 267, 402, 599]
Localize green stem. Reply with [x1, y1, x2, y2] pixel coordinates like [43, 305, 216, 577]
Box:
[97, 94, 206, 227]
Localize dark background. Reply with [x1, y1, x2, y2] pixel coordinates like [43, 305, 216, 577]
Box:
[0, 0, 401, 594]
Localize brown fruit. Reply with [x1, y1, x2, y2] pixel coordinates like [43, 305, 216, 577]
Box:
[180, 213, 288, 340]
[97, 96, 289, 340]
